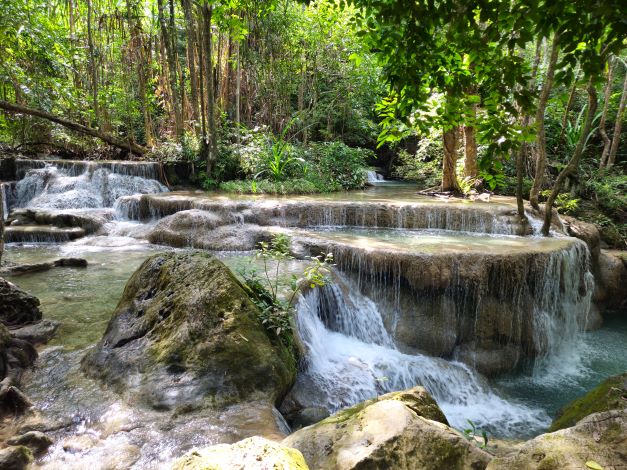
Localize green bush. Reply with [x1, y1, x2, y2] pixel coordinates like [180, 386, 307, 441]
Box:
[308, 141, 371, 190]
[391, 138, 443, 188]
[219, 178, 323, 195]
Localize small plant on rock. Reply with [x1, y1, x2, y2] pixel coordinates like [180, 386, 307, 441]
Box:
[239, 233, 334, 343]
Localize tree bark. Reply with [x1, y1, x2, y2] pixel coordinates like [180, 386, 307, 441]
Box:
[86, 0, 99, 126]
[203, 4, 218, 176]
[606, 69, 627, 168]
[599, 60, 615, 168]
[541, 81, 597, 235]
[442, 127, 460, 192]
[529, 32, 560, 209]
[463, 105, 478, 178]
[182, 0, 200, 129]
[0, 100, 147, 155]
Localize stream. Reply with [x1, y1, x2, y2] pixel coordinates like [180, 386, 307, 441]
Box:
[1, 159, 626, 468]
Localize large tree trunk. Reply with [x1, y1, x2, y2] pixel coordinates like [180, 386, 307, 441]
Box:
[599, 60, 615, 168]
[235, 39, 241, 145]
[606, 69, 627, 168]
[182, 0, 200, 130]
[0, 100, 147, 155]
[442, 127, 460, 192]
[541, 81, 597, 235]
[529, 32, 561, 209]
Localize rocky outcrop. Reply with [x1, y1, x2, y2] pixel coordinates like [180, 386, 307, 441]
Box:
[550, 372, 627, 432]
[147, 209, 275, 251]
[595, 250, 627, 312]
[171, 436, 309, 470]
[6, 207, 111, 234]
[0, 278, 42, 327]
[283, 386, 491, 470]
[6, 431, 53, 455]
[82, 252, 296, 411]
[488, 410, 627, 470]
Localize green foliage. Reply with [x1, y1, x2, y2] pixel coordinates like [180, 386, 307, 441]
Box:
[308, 141, 372, 190]
[462, 419, 489, 450]
[541, 190, 580, 214]
[239, 233, 334, 344]
[220, 178, 323, 195]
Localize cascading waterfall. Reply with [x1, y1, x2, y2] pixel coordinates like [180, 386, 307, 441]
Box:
[295, 272, 550, 437]
[14, 164, 167, 211]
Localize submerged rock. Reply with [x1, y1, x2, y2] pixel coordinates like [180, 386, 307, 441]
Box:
[82, 251, 296, 410]
[171, 436, 309, 470]
[9, 319, 60, 345]
[488, 410, 627, 470]
[550, 372, 627, 432]
[283, 386, 491, 470]
[0, 278, 42, 327]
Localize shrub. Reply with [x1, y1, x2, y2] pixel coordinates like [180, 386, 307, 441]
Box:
[219, 178, 322, 195]
[308, 141, 371, 190]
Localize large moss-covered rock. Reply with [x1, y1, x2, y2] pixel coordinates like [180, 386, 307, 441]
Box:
[550, 372, 627, 432]
[82, 251, 295, 410]
[488, 410, 627, 470]
[283, 386, 491, 470]
[0, 277, 42, 327]
[171, 436, 309, 470]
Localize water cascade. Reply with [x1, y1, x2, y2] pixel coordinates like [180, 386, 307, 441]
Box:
[366, 170, 385, 184]
[294, 228, 594, 376]
[293, 272, 550, 437]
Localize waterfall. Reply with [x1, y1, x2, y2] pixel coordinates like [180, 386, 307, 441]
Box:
[366, 170, 385, 184]
[15, 159, 162, 180]
[295, 272, 550, 437]
[14, 164, 168, 211]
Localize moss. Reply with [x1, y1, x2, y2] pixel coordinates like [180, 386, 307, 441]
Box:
[550, 373, 627, 431]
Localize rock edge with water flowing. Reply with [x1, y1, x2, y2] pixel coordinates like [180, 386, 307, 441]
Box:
[81, 251, 296, 411]
[283, 385, 492, 470]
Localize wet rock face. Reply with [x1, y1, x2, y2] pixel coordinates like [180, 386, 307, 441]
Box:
[283, 386, 491, 470]
[82, 252, 296, 411]
[171, 436, 310, 470]
[550, 372, 627, 432]
[488, 410, 627, 470]
[595, 250, 627, 312]
[0, 278, 42, 327]
[0, 445, 33, 470]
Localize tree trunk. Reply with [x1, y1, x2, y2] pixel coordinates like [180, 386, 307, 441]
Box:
[555, 69, 580, 150]
[606, 69, 627, 168]
[87, 0, 99, 126]
[235, 39, 241, 145]
[182, 0, 200, 130]
[463, 106, 478, 178]
[0, 191, 4, 266]
[157, 0, 183, 136]
[203, 4, 218, 176]
[541, 81, 597, 235]
[599, 60, 615, 168]
[442, 127, 460, 192]
[529, 32, 560, 209]
[0, 100, 147, 155]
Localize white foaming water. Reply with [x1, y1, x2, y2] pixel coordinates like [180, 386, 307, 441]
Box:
[296, 273, 550, 437]
[366, 170, 385, 184]
[15, 165, 167, 211]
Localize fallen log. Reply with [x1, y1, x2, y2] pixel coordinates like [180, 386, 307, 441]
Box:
[0, 100, 147, 156]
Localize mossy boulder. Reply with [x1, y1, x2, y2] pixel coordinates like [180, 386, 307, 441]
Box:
[0, 277, 42, 327]
[82, 251, 296, 411]
[171, 436, 309, 470]
[283, 386, 491, 470]
[550, 372, 627, 432]
[488, 410, 627, 470]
